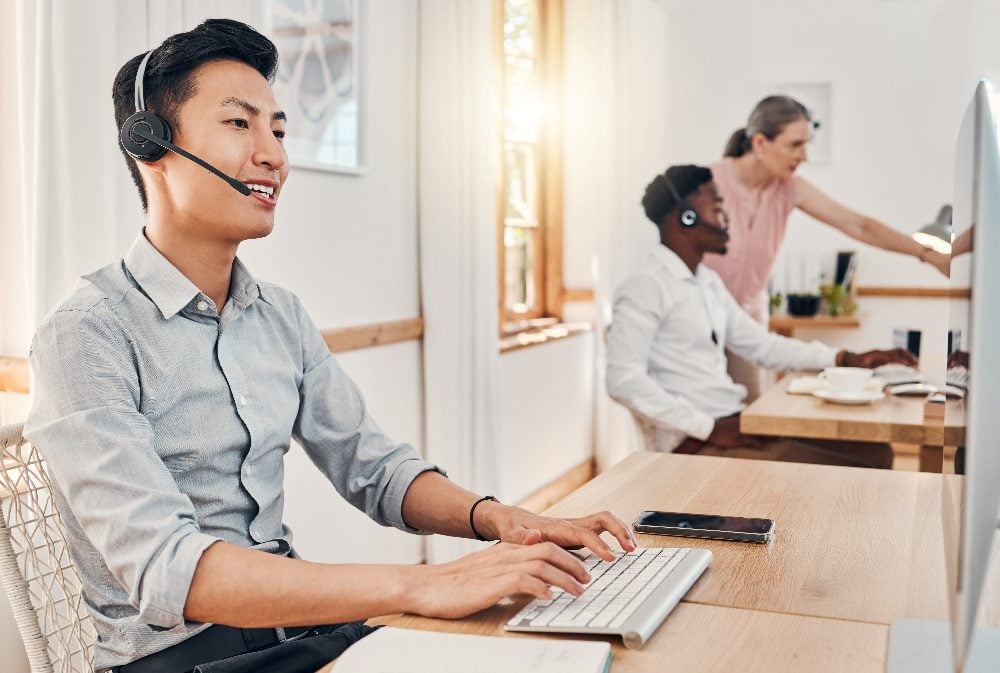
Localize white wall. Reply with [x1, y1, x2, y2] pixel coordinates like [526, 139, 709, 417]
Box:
[658, 0, 997, 361]
[498, 334, 595, 504]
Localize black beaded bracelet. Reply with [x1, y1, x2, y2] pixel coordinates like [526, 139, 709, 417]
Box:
[469, 495, 498, 541]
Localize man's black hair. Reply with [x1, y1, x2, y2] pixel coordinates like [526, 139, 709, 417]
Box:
[641, 165, 714, 227]
[112, 19, 279, 211]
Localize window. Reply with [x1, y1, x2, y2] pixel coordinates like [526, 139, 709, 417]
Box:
[496, 0, 563, 333]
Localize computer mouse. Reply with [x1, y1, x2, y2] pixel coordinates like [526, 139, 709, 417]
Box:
[886, 382, 939, 396]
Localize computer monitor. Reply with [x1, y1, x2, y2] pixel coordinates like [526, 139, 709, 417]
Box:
[886, 80, 1000, 673]
[946, 79, 1000, 673]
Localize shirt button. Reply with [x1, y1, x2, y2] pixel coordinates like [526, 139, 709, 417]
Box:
[197, 301, 209, 311]
[240, 396, 248, 406]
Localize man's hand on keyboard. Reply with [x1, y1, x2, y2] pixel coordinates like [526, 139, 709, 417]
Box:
[490, 507, 636, 562]
[406, 542, 591, 619]
[841, 347, 918, 369]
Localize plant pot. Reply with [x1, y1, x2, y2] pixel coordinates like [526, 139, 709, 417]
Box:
[786, 294, 821, 317]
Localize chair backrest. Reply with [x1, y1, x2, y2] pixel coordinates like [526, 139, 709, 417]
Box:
[0, 422, 95, 673]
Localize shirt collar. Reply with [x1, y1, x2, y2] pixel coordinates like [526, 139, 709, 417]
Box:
[228, 256, 262, 311]
[123, 231, 261, 320]
[651, 244, 704, 282]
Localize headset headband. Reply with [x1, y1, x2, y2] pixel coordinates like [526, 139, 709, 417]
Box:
[134, 50, 154, 112]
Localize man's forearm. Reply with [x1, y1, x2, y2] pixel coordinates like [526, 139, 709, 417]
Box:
[400, 470, 503, 539]
[184, 541, 416, 626]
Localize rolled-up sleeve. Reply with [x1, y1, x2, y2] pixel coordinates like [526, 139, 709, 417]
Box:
[291, 301, 443, 532]
[24, 311, 221, 631]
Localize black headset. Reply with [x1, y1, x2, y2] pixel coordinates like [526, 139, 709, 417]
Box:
[119, 50, 252, 195]
[119, 51, 172, 162]
[660, 173, 699, 228]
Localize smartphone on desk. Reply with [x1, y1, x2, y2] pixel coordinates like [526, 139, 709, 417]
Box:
[633, 510, 775, 543]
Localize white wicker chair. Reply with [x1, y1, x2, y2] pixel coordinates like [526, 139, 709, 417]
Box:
[0, 422, 96, 673]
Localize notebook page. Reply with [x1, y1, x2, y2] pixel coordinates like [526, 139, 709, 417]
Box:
[332, 627, 612, 673]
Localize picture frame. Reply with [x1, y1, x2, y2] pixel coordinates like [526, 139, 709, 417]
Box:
[266, 0, 364, 174]
[773, 82, 832, 164]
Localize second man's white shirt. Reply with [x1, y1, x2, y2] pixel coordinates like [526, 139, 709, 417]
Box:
[606, 245, 837, 452]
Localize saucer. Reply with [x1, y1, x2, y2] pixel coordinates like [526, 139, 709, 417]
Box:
[812, 388, 885, 405]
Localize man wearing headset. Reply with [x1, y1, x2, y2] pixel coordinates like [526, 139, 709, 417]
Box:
[24, 20, 634, 673]
[606, 164, 916, 467]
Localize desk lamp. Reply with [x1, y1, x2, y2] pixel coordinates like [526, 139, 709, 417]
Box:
[912, 204, 953, 254]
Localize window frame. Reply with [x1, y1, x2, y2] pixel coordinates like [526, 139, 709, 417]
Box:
[495, 0, 564, 335]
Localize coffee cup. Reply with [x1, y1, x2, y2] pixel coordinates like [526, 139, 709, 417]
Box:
[821, 367, 872, 394]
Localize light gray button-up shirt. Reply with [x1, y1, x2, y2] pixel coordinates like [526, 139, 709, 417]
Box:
[606, 245, 837, 451]
[24, 233, 440, 670]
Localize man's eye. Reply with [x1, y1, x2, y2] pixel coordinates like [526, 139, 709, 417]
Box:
[227, 119, 249, 129]
[273, 129, 286, 140]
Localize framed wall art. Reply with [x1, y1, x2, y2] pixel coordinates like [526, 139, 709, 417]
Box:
[267, 0, 363, 173]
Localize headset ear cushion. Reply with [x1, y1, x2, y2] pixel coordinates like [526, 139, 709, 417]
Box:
[680, 209, 698, 227]
[120, 111, 172, 161]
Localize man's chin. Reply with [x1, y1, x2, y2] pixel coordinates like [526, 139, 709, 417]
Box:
[245, 220, 275, 240]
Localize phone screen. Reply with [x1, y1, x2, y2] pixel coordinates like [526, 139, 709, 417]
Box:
[634, 511, 772, 534]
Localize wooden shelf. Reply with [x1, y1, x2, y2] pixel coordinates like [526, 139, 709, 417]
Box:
[768, 315, 860, 337]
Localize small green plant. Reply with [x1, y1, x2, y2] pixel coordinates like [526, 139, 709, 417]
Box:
[769, 292, 783, 315]
[820, 283, 857, 317]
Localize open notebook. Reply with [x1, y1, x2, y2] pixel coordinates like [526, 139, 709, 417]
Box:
[330, 626, 612, 673]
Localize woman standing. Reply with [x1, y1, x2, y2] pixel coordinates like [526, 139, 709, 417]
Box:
[705, 95, 949, 399]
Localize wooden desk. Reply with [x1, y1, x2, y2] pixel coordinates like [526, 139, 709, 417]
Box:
[333, 603, 889, 673]
[741, 375, 965, 472]
[321, 453, 1000, 672]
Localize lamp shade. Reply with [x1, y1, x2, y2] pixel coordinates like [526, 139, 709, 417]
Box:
[912, 204, 953, 254]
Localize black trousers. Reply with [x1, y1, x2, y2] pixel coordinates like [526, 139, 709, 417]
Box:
[192, 622, 377, 673]
[114, 622, 377, 673]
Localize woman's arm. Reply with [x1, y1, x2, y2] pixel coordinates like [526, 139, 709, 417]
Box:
[794, 176, 950, 276]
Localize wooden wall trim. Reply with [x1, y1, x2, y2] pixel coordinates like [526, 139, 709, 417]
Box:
[562, 288, 594, 303]
[856, 286, 970, 299]
[0, 356, 30, 394]
[559, 286, 969, 302]
[322, 318, 425, 354]
[515, 459, 595, 514]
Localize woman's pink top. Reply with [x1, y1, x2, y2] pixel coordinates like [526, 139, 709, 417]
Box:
[703, 158, 797, 323]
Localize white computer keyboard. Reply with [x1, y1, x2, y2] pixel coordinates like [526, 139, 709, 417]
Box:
[505, 547, 712, 649]
[947, 366, 969, 389]
[873, 363, 922, 386]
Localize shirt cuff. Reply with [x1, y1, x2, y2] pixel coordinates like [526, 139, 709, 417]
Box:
[380, 458, 447, 534]
[686, 411, 717, 442]
[820, 347, 839, 369]
[135, 531, 220, 632]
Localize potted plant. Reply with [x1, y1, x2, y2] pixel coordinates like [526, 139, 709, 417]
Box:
[820, 283, 857, 317]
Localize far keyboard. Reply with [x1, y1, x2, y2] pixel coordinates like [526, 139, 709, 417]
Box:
[947, 366, 969, 389]
[874, 364, 922, 386]
[505, 547, 712, 649]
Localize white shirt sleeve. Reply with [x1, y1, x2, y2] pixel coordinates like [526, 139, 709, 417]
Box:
[606, 275, 717, 441]
[717, 277, 838, 371]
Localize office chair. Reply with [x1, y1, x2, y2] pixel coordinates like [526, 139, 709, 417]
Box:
[0, 421, 95, 673]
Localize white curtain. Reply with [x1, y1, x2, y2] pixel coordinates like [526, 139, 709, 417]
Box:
[0, 1, 135, 358]
[564, 0, 671, 471]
[418, 0, 501, 563]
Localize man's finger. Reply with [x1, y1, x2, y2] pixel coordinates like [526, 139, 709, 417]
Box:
[582, 512, 636, 551]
